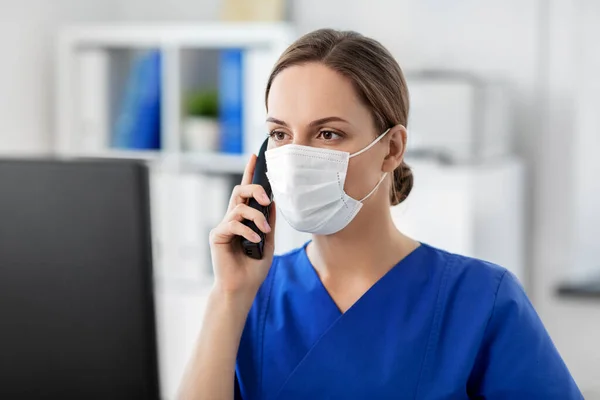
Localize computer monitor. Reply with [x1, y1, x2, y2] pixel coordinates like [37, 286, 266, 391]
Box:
[0, 158, 160, 400]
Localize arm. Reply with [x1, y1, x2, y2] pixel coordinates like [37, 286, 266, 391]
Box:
[177, 287, 254, 400]
[468, 271, 583, 399]
[177, 155, 276, 400]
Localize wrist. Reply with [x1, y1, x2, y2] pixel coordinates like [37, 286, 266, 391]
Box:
[209, 283, 257, 311]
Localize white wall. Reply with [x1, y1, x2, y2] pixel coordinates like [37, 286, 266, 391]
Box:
[114, 0, 219, 22]
[571, 0, 600, 278]
[533, 0, 600, 393]
[293, 1, 540, 155]
[0, 0, 120, 154]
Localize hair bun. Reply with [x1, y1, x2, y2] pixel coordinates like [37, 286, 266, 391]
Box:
[391, 161, 413, 206]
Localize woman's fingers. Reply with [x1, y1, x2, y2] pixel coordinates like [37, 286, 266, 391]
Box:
[214, 152, 274, 249]
[228, 154, 256, 211]
[228, 184, 271, 211]
[210, 220, 261, 246]
[225, 203, 271, 233]
[241, 154, 256, 186]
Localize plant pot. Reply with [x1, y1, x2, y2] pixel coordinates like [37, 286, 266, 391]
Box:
[182, 116, 219, 152]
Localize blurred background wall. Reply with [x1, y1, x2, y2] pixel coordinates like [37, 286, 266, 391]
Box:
[0, 0, 120, 152]
[1, 0, 599, 395]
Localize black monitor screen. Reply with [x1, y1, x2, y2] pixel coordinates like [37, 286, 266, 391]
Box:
[0, 159, 159, 400]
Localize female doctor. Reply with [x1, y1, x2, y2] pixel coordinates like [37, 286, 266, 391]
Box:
[179, 29, 582, 399]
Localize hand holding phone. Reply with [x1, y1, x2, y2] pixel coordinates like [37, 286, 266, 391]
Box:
[207, 138, 276, 296]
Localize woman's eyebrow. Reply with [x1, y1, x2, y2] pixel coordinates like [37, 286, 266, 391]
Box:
[308, 116, 350, 127]
[266, 116, 350, 127]
[266, 117, 288, 126]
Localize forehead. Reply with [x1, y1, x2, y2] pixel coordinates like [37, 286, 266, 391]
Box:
[267, 62, 370, 124]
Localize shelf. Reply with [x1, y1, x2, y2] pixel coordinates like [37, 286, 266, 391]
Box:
[56, 22, 294, 160]
[180, 152, 248, 175]
[64, 150, 248, 175]
[64, 149, 162, 161]
[556, 275, 600, 300]
[59, 22, 294, 49]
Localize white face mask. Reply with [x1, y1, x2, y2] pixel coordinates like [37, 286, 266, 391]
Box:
[265, 128, 390, 235]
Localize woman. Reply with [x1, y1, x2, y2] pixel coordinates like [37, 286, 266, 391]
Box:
[179, 29, 582, 399]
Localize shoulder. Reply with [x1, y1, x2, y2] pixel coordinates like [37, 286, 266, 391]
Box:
[420, 243, 513, 299]
[423, 243, 562, 360]
[419, 244, 521, 338]
[419, 244, 582, 396]
[437, 249, 584, 397]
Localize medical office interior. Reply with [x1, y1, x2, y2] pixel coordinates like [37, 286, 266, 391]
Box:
[1, 0, 599, 398]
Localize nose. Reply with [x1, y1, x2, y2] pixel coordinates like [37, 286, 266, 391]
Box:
[291, 129, 311, 146]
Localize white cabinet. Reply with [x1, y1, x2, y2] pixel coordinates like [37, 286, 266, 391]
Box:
[406, 74, 513, 163]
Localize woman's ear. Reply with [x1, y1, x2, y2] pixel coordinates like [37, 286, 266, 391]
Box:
[382, 124, 407, 173]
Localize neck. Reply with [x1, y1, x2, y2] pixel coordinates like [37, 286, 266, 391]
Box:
[308, 203, 417, 280]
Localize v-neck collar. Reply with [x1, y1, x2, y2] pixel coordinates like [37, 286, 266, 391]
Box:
[299, 240, 426, 315]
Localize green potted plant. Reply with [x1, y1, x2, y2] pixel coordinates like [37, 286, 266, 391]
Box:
[182, 89, 219, 152]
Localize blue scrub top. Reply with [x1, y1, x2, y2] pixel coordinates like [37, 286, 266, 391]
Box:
[236, 242, 582, 399]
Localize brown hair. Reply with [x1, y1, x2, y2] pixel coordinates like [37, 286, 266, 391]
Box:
[265, 28, 413, 205]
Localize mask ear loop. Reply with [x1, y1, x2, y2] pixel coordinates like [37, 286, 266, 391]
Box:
[351, 127, 392, 202]
[349, 128, 391, 159]
[359, 173, 388, 202]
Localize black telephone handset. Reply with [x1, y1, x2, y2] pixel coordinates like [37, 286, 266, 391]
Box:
[241, 138, 272, 259]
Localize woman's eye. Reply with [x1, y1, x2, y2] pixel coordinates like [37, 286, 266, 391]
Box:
[318, 130, 341, 141]
[269, 130, 288, 141]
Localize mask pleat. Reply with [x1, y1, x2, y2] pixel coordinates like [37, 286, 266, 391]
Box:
[267, 169, 346, 187]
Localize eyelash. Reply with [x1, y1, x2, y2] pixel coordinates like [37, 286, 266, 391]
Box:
[268, 130, 343, 141]
[268, 130, 287, 141]
[318, 130, 342, 140]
